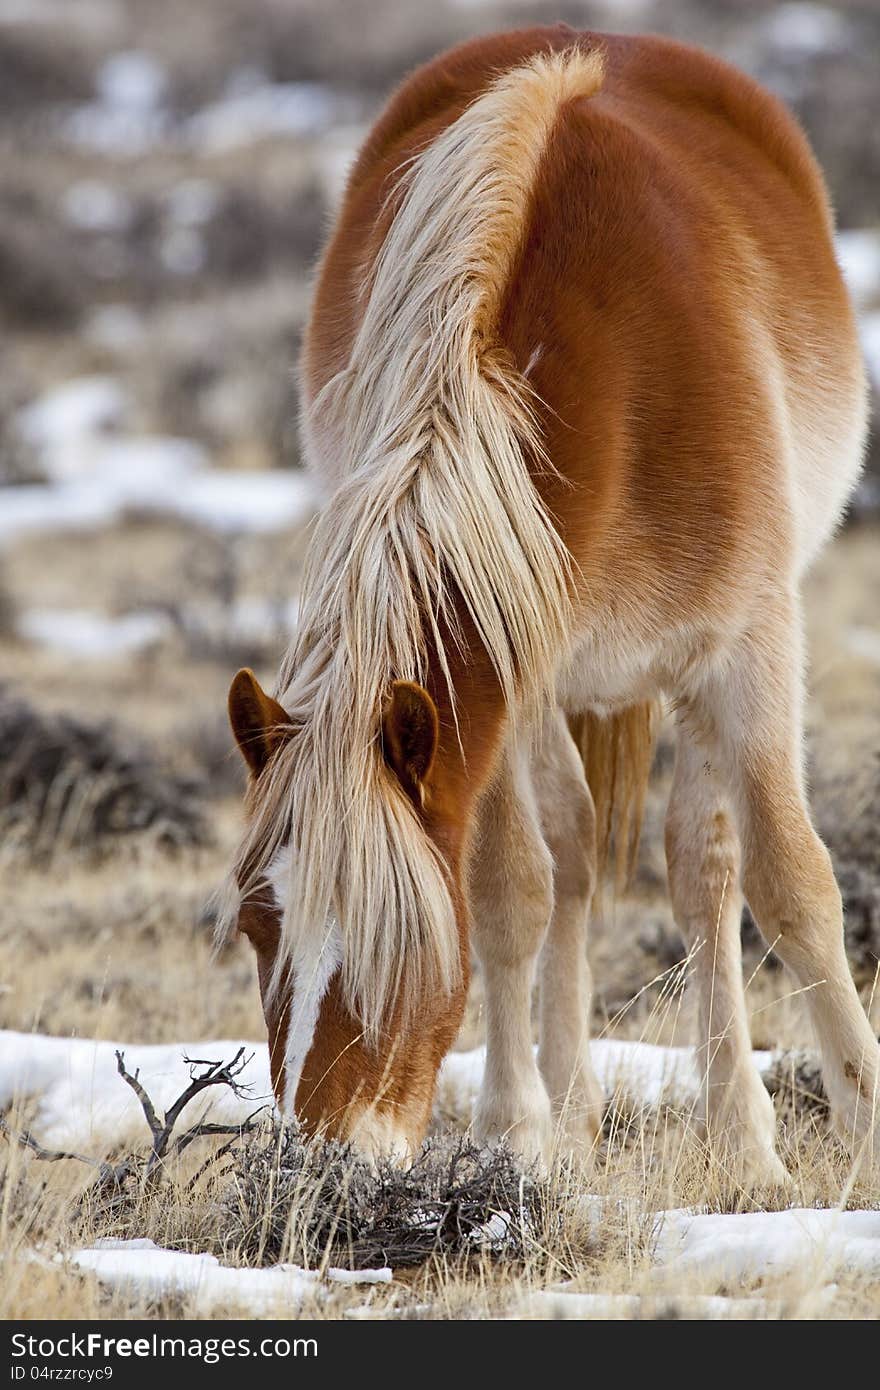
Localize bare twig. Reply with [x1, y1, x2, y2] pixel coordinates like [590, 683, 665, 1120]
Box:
[114, 1051, 162, 1139]
[164, 1049, 253, 1133]
[1, 1115, 101, 1169]
[182, 1113, 270, 1194]
[0, 1115, 134, 1190]
[174, 1108, 270, 1159]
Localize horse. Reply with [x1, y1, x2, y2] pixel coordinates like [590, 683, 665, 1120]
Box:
[219, 25, 878, 1183]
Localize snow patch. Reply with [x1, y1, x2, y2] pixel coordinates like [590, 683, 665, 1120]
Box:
[96, 52, 166, 113]
[62, 51, 169, 157]
[6, 1029, 880, 1295]
[165, 469, 314, 534]
[653, 1207, 880, 1283]
[4, 379, 316, 543]
[437, 1039, 773, 1117]
[760, 4, 854, 56]
[63, 1239, 390, 1314]
[16, 377, 129, 473]
[860, 312, 880, 391]
[0, 0, 119, 30]
[17, 608, 171, 658]
[521, 1291, 778, 1320]
[0, 1032, 271, 1150]
[186, 76, 338, 154]
[0, 1030, 774, 1152]
[85, 305, 146, 354]
[15, 595, 300, 660]
[836, 231, 880, 309]
[845, 625, 880, 667]
[62, 182, 133, 234]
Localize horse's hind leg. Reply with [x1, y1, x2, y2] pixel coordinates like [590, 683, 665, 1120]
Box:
[665, 708, 786, 1186]
[532, 709, 605, 1161]
[468, 733, 554, 1167]
[711, 594, 879, 1165]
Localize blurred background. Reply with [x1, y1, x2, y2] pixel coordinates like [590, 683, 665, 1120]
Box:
[0, 0, 877, 1047]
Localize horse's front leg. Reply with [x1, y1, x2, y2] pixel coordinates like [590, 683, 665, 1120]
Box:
[468, 734, 554, 1168]
[533, 709, 605, 1163]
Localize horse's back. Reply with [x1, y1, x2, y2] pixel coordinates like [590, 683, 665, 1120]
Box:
[305, 26, 866, 619]
[498, 31, 864, 592]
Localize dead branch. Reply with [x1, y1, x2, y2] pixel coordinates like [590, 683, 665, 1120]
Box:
[165, 1049, 253, 1133]
[174, 1109, 270, 1159]
[182, 1114, 270, 1194]
[114, 1051, 162, 1140]
[0, 1115, 135, 1191]
[1, 1115, 102, 1170]
[113, 1047, 257, 1181]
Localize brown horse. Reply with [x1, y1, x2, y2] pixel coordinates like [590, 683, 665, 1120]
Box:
[220, 26, 877, 1182]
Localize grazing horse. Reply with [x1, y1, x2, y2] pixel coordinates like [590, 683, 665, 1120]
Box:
[220, 26, 878, 1181]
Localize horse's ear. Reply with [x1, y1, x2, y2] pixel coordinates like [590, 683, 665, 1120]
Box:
[382, 680, 439, 804]
[228, 668, 291, 777]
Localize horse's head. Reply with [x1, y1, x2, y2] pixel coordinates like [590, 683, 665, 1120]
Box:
[226, 666, 478, 1162]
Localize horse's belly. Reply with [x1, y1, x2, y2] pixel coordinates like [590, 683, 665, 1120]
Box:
[555, 612, 737, 714]
[556, 633, 669, 714]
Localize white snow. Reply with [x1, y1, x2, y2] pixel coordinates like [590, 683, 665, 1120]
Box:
[16, 377, 129, 473]
[520, 1291, 777, 1320]
[4, 379, 316, 544]
[6, 1029, 880, 1302]
[436, 1038, 773, 1117]
[164, 179, 222, 228]
[186, 74, 338, 154]
[85, 304, 146, 354]
[0, 437, 207, 542]
[845, 625, 880, 667]
[63, 104, 169, 159]
[220, 594, 300, 642]
[315, 127, 365, 207]
[0, 481, 125, 539]
[860, 311, 880, 391]
[59, 52, 341, 158]
[0, 1031, 271, 1149]
[62, 181, 133, 234]
[158, 227, 205, 276]
[62, 1239, 390, 1314]
[0, 1030, 772, 1152]
[16, 595, 301, 659]
[96, 52, 167, 113]
[17, 608, 171, 659]
[653, 1206, 880, 1283]
[164, 468, 314, 534]
[62, 51, 169, 157]
[836, 231, 880, 309]
[0, 0, 119, 30]
[760, 4, 854, 56]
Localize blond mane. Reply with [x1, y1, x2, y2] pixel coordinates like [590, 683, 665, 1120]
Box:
[219, 49, 605, 1040]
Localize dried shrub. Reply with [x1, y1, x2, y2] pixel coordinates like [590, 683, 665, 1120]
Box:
[0, 30, 93, 114]
[0, 217, 86, 330]
[219, 1127, 544, 1271]
[0, 688, 210, 859]
[762, 1049, 830, 1132]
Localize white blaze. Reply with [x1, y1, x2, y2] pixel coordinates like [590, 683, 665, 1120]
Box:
[266, 844, 343, 1115]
